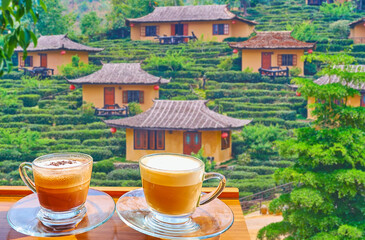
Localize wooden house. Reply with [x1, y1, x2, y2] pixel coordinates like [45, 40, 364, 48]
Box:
[306, 65, 365, 119]
[105, 100, 251, 163]
[68, 63, 170, 113]
[229, 31, 316, 76]
[126, 5, 257, 42]
[14, 35, 102, 75]
[349, 17, 365, 44]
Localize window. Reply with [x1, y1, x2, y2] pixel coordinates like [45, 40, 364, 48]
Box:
[361, 94, 365, 107]
[221, 131, 230, 150]
[20, 56, 33, 67]
[134, 130, 165, 150]
[123, 91, 144, 104]
[213, 24, 229, 35]
[281, 54, 293, 66]
[145, 26, 157, 36]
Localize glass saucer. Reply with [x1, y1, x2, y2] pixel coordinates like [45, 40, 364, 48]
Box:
[116, 188, 234, 239]
[7, 188, 115, 237]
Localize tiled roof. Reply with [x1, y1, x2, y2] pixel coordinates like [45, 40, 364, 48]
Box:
[68, 63, 170, 85]
[229, 31, 315, 49]
[15, 35, 103, 52]
[105, 100, 252, 130]
[349, 17, 365, 27]
[126, 5, 257, 25]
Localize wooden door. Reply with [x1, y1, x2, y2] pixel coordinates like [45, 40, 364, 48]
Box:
[183, 132, 202, 155]
[40, 54, 47, 68]
[104, 87, 115, 109]
[261, 52, 272, 70]
[183, 24, 189, 42]
[361, 94, 365, 107]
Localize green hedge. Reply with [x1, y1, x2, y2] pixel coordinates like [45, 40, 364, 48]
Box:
[93, 160, 115, 173]
[206, 89, 294, 99]
[0, 114, 54, 125]
[228, 171, 259, 179]
[227, 110, 297, 121]
[234, 166, 278, 175]
[18, 94, 41, 107]
[107, 168, 140, 181]
[42, 129, 113, 141]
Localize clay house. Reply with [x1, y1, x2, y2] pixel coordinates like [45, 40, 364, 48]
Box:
[105, 100, 251, 163]
[292, 65, 365, 119]
[68, 63, 170, 114]
[349, 17, 365, 44]
[306, 0, 346, 5]
[14, 34, 103, 75]
[229, 31, 316, 76]
[126, 5, 257, 42]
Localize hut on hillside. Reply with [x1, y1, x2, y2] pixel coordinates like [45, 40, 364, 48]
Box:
[229, 31, 315, 77]
[14, 34, 103, 75]
[68, 63, 170, 115]
[349, 17, 365, 44]
[126, 5, 257, 42]
[292, 65, 365, 119]
[104, 100, 252, 163]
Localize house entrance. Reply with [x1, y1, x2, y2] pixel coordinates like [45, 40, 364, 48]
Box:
[183, 132, 201, 155]
[104, 87, 115, 108]
[40, 54, 47, 68]
[261, 52, 272, 70]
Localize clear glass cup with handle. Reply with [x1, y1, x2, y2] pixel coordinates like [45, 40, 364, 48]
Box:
[139, 153, 226, 233]
[19, 153, 93, 229]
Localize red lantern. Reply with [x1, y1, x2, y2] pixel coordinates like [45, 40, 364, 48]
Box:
[363, 22, 365, 27]
[130, 23, 135, 27]
[233, 49, 238, 54]
[232, 20, 236, 24]
[153, 85, 159, 90]
[296, 91, 301, 97]
[110, 127, 117, 134]
[61, 50, 66, 55]
[69, 84, 75, 91]
[308, 49, 313, 54]
[221, 132, 229, 139]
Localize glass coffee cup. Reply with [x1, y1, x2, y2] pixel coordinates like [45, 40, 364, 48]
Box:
[139, 153, 226, 233]
[19, 153, 93, 229]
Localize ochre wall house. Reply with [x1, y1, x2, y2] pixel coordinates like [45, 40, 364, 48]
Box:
[305, 65, 365, 119]
[229, 31, 316, 76]
[105, 100, 251, 164]
[127, 5, 257, 42]
[68, 63, 170, 112]
[349, 17, 365, 44]
[14, 35, 102, 75]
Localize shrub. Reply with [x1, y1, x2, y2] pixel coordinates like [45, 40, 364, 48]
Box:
[234, 166, 278, 175]
[228, 171, 259, 179]
[218, 57, 233, 71]
[59, 55, 99, 78]
[320, 2, 355, 20]
[18, 94, 41, 107]
[128, 102, 143, 116]
[107, 168, 141, 180]
[329, 20, 350, 39]
[93, 160, 115, 173]
[289, 67, 302, 77]
[288, 21, 319, 42]
[304, 62, 317, 75]
[144, 49, 195, 71]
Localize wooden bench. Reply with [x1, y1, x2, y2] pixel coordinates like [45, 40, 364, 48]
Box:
[155, 32, 198, 45]
[21, 67, 54, 78]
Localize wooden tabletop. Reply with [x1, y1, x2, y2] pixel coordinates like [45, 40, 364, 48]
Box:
[0, 186, 251, 240]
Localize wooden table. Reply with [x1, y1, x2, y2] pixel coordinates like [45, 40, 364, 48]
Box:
[0, 186, 251, 240]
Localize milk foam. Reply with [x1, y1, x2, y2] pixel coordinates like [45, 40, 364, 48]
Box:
[140, 155, 204, 187]
[36, 159, 82, 168]
[142, 155, 201, 171]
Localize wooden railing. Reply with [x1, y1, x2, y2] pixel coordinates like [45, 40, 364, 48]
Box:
[94, 104, 129, 117]
[239, 182, 294, 213]
[259, 67, 289, 80]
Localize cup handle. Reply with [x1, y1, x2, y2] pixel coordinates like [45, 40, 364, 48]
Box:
[199, 172, 226, 206]
[19, 162, 36, 193]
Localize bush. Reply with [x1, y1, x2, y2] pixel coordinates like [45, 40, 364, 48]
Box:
[144, 49, 195, 71]
[93, 160, 115, 173]
[59, 55, 99, 78]
[107, 168, 141, 180]
[228, 171, 259, 179]
[289, 67, 302, 77]
[329, 20, 350, 39]
[218, 57, 233, 71]
[304, 62, 317, 75]
[234, 166, 278, 175]
[17, 94, 41, 107]
[128, 102, 143, 116]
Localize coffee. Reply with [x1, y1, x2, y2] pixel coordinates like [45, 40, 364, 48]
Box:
[33, 158, 92, 212]
[140, 155, 204, 215]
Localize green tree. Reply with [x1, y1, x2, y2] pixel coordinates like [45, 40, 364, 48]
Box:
[288, 21, 319, 42]
[0, 0, 45, 76]
[81, 11, 103, 39]
[329, 20, 350, 39]
[320, 2, 355, 20]
[258, 53, 365, 239]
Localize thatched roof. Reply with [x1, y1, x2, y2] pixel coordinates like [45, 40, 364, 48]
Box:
[105, 100, 252, 130]
[349, 17, 365, 27]
[14, 35, 103, 52]
[68, 63, 170, 85]
[229, 31, 315, 49]
[126, 5, 257, 25]
[290, 65, 365, 92]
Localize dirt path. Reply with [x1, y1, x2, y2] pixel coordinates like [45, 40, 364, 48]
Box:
[244, 211, 283, 240]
